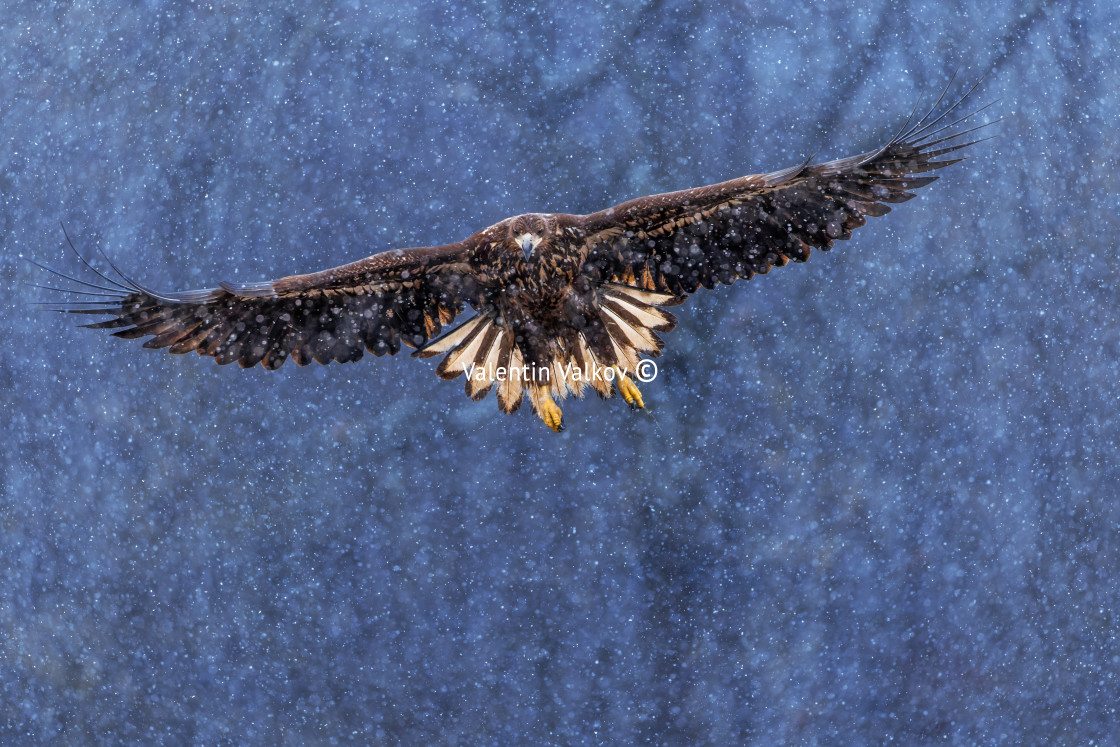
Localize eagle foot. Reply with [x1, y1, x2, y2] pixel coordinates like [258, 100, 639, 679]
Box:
[615, 368, 645, 410]
[538, 393, 565, 433]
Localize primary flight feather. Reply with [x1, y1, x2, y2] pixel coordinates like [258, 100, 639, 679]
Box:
[39, 78, 992, 432]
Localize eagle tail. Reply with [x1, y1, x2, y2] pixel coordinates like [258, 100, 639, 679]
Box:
[534, 283, 680, 405]
[595, 283, 678, 377]
[416, 283, 680, 420]
[419, 314, 529, 413]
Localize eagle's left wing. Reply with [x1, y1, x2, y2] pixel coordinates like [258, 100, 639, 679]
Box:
[41, 241, 477, 369]
[577, 87, 991, 296]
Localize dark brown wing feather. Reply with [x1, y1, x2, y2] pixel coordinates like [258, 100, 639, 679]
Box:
[577, 85, 992, 295]
[57, 242, 476, 369]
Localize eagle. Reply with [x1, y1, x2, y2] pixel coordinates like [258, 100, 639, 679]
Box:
[37, 80, 990, 432]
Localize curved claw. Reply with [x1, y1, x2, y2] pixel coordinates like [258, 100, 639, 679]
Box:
[537, 392, 565, 432]
[615, 368, 645, 410]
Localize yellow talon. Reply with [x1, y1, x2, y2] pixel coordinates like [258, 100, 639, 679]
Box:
[615, 367, 644, 410]
[538, 392, 565, 432]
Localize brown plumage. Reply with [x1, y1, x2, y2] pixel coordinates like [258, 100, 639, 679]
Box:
[38, 79, 992, 432]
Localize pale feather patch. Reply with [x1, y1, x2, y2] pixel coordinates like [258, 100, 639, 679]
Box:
[550, 358, 571, 399]
[436, 317, 493, 379]
[602, 283, 681, 307]
[497, 343, 525, 413]
[604, 301, 667, 355]
[601, 304, 659, 353]
[608, 335, 641, 373]
[601, 293, 675, 331]
[416, 314, 486, 358]
[464, 324, 501, 400]
[564, 336, 592, 398]
[578, 334, 612, 397]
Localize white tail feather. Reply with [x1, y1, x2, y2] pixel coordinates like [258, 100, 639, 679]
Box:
[497, 344, 525, 413]
[601, 303, 660, 352]
[602, 284, 679, 308]
[416, 314, 486, 358]
[440, 319, 496, 378]
[602, 293, 674, 331]
[465, 326, 503, 399]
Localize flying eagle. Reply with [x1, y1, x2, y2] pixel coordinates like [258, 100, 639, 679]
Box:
[37, 81, 990, 432]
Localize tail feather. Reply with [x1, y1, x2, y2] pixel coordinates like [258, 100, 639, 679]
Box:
[596, 282, 677, 380]
[601, 292, 676, 332]
[601, 283, 684, 309]
[416, 314, 486, 359]
[433, 316, 492, 379]
[496, 336, 525, 413]
[415, 282, 680, 414]
[600, 302, 663, 352]
[577, 333, 612, 398]
[465, 323, 502, 400]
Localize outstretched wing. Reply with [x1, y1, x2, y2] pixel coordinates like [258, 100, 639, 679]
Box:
[577, 82, 993, 295]
[40, 241, 477, 369]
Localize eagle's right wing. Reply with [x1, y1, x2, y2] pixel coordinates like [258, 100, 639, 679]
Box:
[38, 240, 478, 369]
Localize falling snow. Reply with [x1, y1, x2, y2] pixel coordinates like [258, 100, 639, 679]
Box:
[3, 1, 1119, 743]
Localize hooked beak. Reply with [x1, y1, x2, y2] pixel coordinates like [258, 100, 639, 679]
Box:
[519, 235, 535, 261]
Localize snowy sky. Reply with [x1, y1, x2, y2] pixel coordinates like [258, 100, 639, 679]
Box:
[3, 1, 1118, 742]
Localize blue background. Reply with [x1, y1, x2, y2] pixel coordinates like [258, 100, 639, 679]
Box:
[3, 1, 1118, 743]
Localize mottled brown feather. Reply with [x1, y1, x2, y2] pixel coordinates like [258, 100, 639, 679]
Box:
[576, 118, 979, 295]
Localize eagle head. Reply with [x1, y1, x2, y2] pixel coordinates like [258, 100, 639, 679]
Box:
[508, 213, 554, 261]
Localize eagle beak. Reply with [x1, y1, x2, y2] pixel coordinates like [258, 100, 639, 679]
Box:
[520, 236, 535, 260]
